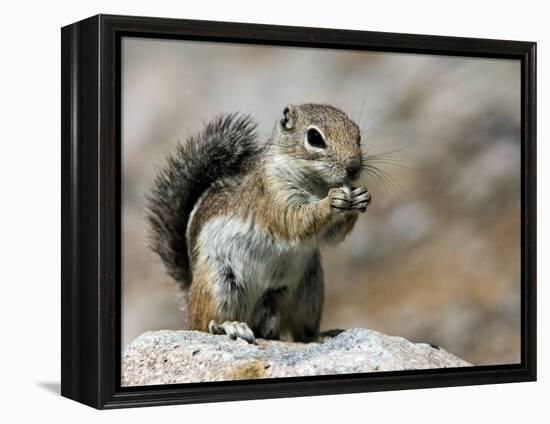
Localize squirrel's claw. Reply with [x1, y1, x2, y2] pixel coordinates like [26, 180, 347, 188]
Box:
[328, 186, 352, 212]
[350, 187, 371, 212]
[208, 320, 256, 344]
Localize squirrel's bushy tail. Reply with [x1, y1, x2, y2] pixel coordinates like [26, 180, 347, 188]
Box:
[146, 113, 261, 288]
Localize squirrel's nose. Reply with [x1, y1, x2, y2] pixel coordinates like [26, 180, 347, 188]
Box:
[345, 159, 361, 180]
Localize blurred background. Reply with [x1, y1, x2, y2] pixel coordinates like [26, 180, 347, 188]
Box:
[122, 37, 521, 366]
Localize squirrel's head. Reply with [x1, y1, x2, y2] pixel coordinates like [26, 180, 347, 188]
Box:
[272, 103, 363, 190]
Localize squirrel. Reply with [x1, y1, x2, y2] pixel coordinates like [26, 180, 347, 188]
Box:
[147, 103, 371, 344]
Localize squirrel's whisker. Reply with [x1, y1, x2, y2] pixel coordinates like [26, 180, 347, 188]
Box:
[362, 162, 407, 195]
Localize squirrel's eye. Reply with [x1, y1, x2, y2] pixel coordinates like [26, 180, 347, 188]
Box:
[306, 128, 326, 148]
[357, 134, 362, 145]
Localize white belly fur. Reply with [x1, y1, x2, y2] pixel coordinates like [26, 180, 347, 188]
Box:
[196, 215, 316, 320]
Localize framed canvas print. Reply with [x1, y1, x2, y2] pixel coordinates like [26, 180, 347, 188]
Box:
[61, 14, 537, 409]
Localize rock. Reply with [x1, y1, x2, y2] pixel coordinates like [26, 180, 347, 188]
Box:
[122, 328, 471, 386]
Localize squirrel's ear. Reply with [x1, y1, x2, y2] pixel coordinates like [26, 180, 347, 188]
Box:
[281, 105, 296, 130]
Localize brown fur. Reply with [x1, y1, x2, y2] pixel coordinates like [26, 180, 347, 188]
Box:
[187, 263, 218, 331]
[252, 172, 334, 242]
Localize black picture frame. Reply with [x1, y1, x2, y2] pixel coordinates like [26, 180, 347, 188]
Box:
[61, 14, 537, 409]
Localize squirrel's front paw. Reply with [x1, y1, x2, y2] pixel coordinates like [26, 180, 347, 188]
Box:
[328, 186, 371, 213]
[328, 186, 352, 213]
[350, 186, 371, 213]
[208, 320, 256, 344]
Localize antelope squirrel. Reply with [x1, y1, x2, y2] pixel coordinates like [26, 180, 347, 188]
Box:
[147, 103, 371, 344]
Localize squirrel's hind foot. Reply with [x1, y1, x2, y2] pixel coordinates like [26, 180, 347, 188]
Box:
[208, 320, 256, 344]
